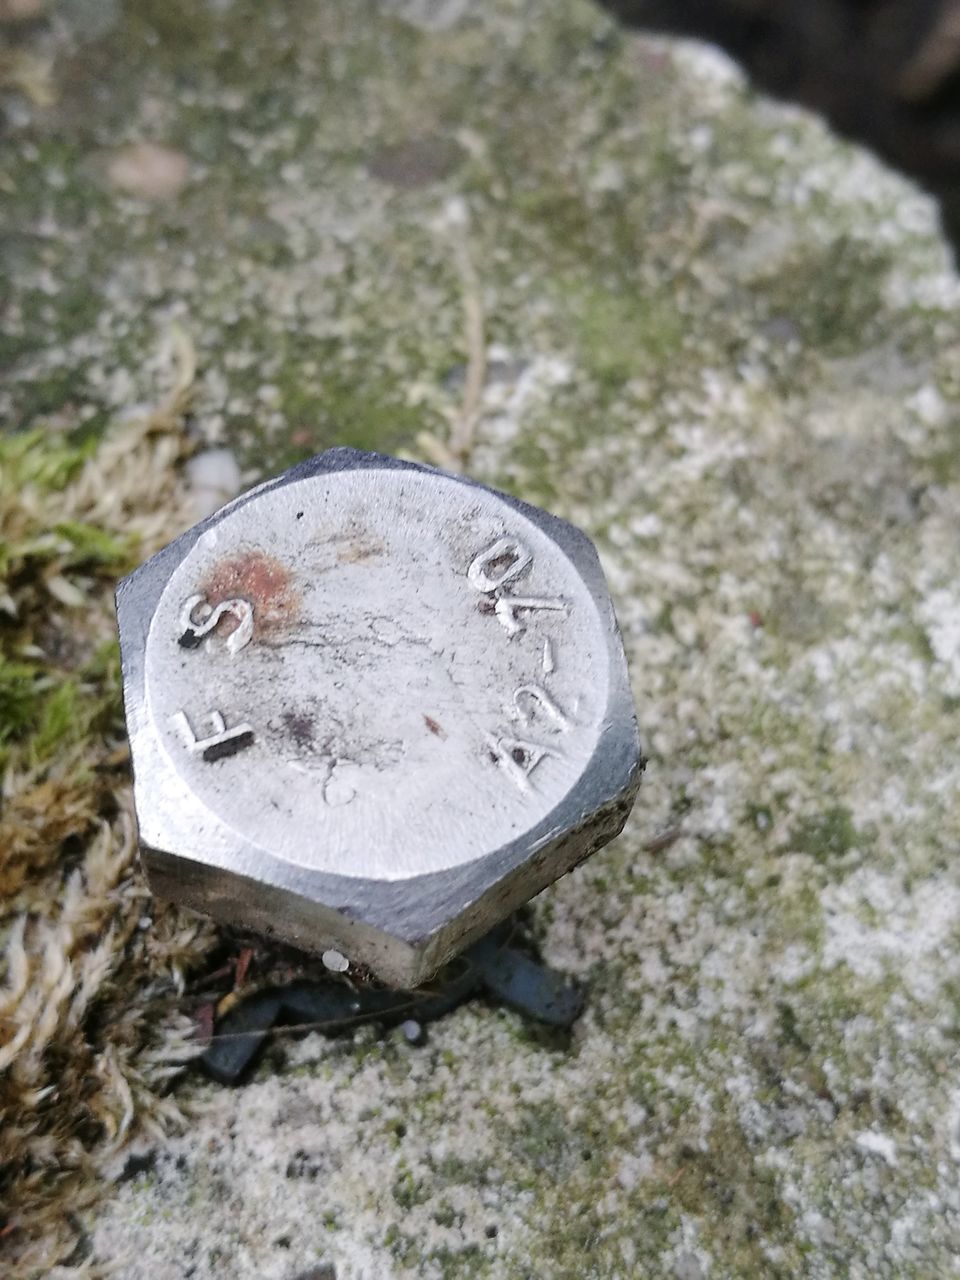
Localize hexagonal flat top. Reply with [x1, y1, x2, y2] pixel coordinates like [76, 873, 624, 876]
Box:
[140, 456, 621, 881]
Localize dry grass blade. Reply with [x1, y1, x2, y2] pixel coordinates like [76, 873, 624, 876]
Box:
[416, 215, 488, 474]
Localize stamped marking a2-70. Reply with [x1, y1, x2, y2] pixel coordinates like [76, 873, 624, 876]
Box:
[467, 535, 573, 792]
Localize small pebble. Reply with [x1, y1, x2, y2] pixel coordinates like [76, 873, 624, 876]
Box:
[106, 142, 190, 200]
[185, 448, 242, 520]
[0, 0, 45, 22]
[321, 949, 349, 973]
[401, 1019, 424, 1045]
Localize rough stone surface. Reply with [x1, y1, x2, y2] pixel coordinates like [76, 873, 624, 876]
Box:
[4, 0, 960, 1276]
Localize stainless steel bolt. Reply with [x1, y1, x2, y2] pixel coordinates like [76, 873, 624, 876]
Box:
[117, 448, 643, 987]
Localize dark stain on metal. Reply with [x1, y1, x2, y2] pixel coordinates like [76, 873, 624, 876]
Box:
[423, 715, 445, 738]
[336, 536, 385, 565]
[284, 711, 316, 747]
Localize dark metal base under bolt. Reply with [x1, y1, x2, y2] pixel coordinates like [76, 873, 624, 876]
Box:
[200, 923, 583, 1085]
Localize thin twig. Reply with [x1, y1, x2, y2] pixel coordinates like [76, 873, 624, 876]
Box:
[416, 223, 487, 473]
[200, 998, 427, 1046]
[446, 237, 487, 470]
[643, 826, 682, 854]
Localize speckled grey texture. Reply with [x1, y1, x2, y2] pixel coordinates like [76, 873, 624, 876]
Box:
[6, 0, 960, 1275]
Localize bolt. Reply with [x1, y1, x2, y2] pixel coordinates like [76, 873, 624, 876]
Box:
[117, 448, 643, 987]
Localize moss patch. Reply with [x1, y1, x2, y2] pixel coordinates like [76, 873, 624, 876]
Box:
[789, 806, 861, 863]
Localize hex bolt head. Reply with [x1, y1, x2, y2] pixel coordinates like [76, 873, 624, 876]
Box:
[117, 448, 643, 987]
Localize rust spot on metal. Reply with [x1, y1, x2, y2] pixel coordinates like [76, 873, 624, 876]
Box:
[201, 549, 300, 638]
[477, 599, 496, 616]
[423, 715, 445, 739]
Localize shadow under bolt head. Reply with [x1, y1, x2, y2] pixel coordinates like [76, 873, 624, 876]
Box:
[116, 448, 644, 988]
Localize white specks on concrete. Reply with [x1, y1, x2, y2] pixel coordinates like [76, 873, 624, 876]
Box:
[919, 586, 960, 695]
[821, 872, 960, 1002]
[855, 1130, 899, 1167]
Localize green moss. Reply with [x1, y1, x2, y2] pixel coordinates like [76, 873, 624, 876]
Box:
[430, 1153, 492, 1189]
[431, 1202, 456, 1228]
[0, 428, 92, 497]
[561, 282, 684, 390]
[927, 446, 960, 485]
[746, 802, 775, 835]
[789, 806, 860, 863]
[118, 0, 215, 65]
[757, 236, 893, 355]
[382, 1223, 420, 1268]
[776, 1000, 811, 1053]
[33, 680, 85, 762]
[390, 1164, 431, 1211]
[53, 522, 133, 569]
[423, 1242, 487, 1278]
[0, 661, 46, 747]
[766, 583, 841, 645]
[0, 643, 121, 771]
[661, 1119, 793, 1271]
[9, 368, 91, 431]
[0, 430, 130, 772]
[278, 365, 426, 465]
[503, 1100, 577, 1178]
[503, 433, 561, 508]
